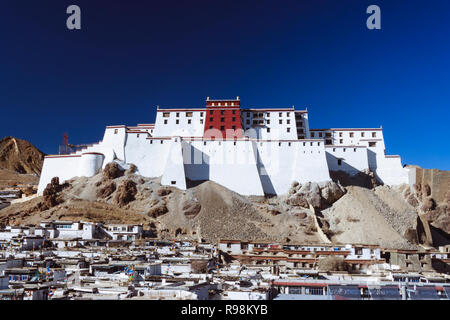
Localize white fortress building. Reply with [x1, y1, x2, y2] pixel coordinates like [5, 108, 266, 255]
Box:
[38, 97, 409, 196]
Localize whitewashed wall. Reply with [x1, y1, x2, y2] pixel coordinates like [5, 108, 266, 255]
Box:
[325, 146, 369, 175]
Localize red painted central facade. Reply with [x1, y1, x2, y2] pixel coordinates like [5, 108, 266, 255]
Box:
[203, 98, 243, 139]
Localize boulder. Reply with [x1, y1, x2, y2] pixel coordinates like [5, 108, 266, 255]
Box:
[421, 197, 436, 212]
[182, 200, 202, 218]
[287, 194, 309, 208]
[148, 204, 168, 218]
[156, 188, 171, 197]
[114, 180, 137, 207]
[320, 181, 346, 205]
[407, 194, 419, 207]
[103, 162, 124, 180]
[125, 164, 137, 175]
[96, 181, 116, 198]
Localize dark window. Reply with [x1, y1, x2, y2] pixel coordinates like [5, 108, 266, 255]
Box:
[287, 128, 290, 132]
[221, 117, 225, 122]
[176, 112, 179, 117]
[188, 119, 191, 124]
[232, 110, 236, 114]
[232, 117, 236, 121]
[221, 110, 225, 115]
[164, 120, 168, 124]
[209, 110, 213, 115]
[171, 181, 176, 185]
[232, 125, 236, 130]
[210, 118, 213, 121]
[338, 159, 342, 166]
[176, 120, 179, 124]
[279, 120, 282, 124]
[220, 126, 225, 130]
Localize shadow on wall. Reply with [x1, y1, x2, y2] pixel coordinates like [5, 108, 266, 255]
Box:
[183, 144, 210, 182]
[326, 152, 382, 188]
[255, 143, 276, 195]
[326, 152, 363, 176]
[367, 149, 384, 184]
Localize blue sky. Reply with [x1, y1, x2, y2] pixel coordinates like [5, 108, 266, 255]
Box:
[1, 0, 449, 169]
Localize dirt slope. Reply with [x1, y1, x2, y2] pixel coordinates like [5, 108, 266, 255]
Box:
[0, 137, 45, 175]
[321, 186, 418, 249]
[1, 162, 443, 249]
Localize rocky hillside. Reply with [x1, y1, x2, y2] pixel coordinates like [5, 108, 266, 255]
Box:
[0, 137, 45, 175]
[1, 161, 445, 249]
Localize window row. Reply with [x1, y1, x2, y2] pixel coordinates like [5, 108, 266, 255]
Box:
[245, 112, 291, 117]
[209, 110, 237, 115]
[163, 119, 203, 125]
[338, 131, 377, 138]
[162, 111, 198, 118]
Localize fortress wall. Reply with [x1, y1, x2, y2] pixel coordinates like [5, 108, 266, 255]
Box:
[181, 139, 331, 195]
[325, 146, 369, 175]
[161, 138, 187, 190]
[37, 153, 105, 194]
[291, 143, 331, 186]
[79, 153, 104, 177]
[375, 156, 409, 185]
[182, 139, 264, 195]
[37, 156, 82, 193]
[124, 134, 171, 178]
[256, 140, 330, 195]
[101, 127, 127, 162]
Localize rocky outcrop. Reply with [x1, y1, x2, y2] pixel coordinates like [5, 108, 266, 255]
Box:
[96, 181, 116, 198]
[0, 137, 45, 175]
[41, 177, 69, 210]
[156, 188, 171, 197]
[287, 181, 346, 210]
[103, 162, 124, 180]
[114, 180, 137, 207]
[182, 200, 202, 218]
[148, 203, 168, 218]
